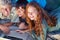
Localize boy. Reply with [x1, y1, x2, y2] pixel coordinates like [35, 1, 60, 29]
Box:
[15, 0, 28, 31]
[0, 0, 17, 34]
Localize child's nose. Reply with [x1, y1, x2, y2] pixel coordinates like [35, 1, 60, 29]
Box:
[5, 9, 8, 12]
[30, 13, 32, 15]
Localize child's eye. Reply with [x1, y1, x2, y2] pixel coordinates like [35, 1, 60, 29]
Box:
[22, 6, 24, 8]
[5, 8, 7, 11]
[21, 6, 25, 9]
[18, 11, 20, 13]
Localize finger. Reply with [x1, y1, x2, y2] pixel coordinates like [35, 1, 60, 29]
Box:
[16, 30, 20, 32]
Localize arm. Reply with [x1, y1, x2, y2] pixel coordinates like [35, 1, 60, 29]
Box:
[16, 25, 35, 33]
[16, 28, 30, 33]
[0, 22, 13, 27]
[2, 22, 13, 27]
[0, 22, 20, 27]
[0, 24, 10, 33]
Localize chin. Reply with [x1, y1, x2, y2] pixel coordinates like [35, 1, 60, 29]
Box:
[19, 15, 22, 17]
[30, 18, 34, 20]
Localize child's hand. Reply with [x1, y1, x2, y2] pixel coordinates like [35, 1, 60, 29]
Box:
[0, 25, 10, 34]
[16, 30, 25, 34]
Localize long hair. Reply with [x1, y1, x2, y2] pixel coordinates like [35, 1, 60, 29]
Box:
[26, 2, 57, 40]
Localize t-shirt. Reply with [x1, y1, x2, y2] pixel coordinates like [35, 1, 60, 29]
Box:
[19, 17, 28, 26]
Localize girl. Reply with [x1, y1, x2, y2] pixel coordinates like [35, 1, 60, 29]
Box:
[24, 2, 58, 40]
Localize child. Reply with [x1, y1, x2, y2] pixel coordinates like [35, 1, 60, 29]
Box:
[0, 0, 17, 34]
[15, 0, 28, 31]
[0, 0, 12, 34]
[20, 2, 59, 40]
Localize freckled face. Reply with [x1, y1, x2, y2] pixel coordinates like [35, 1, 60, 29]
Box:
[27, 6, 38, 20]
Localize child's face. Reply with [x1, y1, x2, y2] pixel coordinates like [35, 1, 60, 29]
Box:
[27, 6, 38, 20]
[16, 7, 25, 17]
[1, 5, 11, 17]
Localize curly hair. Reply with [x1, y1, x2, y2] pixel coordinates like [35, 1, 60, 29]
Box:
[26, 2, 57, 40]
[0, 0, 12, 12]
